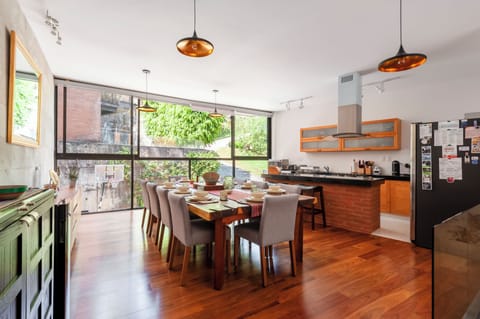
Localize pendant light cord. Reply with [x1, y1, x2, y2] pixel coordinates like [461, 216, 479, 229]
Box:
[144, 70, 149, 103]
[193, 0, 197, 33]
[399, 0, 403, 46]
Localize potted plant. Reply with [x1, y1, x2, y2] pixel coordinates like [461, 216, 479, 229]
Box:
[67, 165, 79, 188]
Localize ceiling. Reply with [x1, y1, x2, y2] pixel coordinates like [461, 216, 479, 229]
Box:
[16, 0, 480, 112]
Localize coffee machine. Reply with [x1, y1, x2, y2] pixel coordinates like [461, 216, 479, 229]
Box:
[392, 160, 400, 176]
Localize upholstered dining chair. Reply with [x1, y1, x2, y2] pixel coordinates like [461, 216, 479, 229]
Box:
[146, 182, 162, 245]
[140, 179, 152, 231]
[167, 192, 231, 286]
[251, 180, 268, 190]
[233, 194, 299, 287]
[277, 183, 302, 194]
[156, 186, 174, 262]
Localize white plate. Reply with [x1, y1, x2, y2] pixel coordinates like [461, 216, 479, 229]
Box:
[174, 190, 191, 194]
[267, 189, 286, 194]
[246, 197, 264, 203]
[189, 195, 211, 201]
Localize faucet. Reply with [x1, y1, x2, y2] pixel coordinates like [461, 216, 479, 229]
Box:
[323, 166, 330, 174]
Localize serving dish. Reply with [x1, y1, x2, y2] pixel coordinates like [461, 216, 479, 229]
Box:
[0, 185, 28, 200]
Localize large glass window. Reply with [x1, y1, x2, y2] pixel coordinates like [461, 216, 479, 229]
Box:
[65, 86, 134, 154]
[55, 80, 271, 213]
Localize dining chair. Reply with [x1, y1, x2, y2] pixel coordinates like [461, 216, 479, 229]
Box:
[156, 186, 174, 262]
[251, 180, 268, 190]
[233, 194, 299, 287]
[167, 192, 231, 286]
[140, 179, 151, 231]
[146, 182, 162, 245]
[278, 183, 302, 194]
[300, 185, 327, 230]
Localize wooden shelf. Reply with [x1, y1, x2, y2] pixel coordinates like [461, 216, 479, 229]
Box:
[300, 118, 401, 152]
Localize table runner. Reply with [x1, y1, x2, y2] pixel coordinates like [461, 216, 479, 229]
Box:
[209, 189, 263, 217]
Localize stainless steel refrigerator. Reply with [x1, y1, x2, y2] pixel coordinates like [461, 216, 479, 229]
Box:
[411, 118, 480, 249]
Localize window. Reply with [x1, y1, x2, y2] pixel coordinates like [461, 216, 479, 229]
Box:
[55, 80, 271, 213]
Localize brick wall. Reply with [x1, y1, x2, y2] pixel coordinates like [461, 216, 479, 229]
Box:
[66, 87, 101, 141]
[280, 180, 381, 234]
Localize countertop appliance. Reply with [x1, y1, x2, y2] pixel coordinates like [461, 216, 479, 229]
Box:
[411, 118, 480, 248]
[392, 160, 400, 176]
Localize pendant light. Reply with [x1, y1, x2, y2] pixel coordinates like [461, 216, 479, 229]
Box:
[176, 0, 214, 58]
[136, 69, 156, 112]
[378, 0, 427, 72]
[209, 89, 223, 118]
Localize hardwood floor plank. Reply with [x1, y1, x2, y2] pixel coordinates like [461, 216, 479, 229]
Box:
[70, 210, 431, 318]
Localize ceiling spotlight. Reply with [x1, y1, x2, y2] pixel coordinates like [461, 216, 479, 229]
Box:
[209, 89, 223, 118]
[378, 0, 427, 72]
[299, 99, 305, 109]
[45, 10, 61, 45]
[136, 69, 156, 112]
[176, 0, 214, 58]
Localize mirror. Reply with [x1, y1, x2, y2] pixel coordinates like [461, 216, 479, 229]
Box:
[7, 30, 42, 147]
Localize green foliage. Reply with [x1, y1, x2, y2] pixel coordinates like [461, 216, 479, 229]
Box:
[234, 116, 268, 156]
[143, 102, 225, 146]
[187, 151, 220, 181]
[14, 78, 38, 128]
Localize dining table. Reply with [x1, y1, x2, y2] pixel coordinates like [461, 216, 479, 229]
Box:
[186, 188, 314, 290]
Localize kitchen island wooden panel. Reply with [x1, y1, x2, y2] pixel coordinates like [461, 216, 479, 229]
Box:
[263, 174, 384, 234]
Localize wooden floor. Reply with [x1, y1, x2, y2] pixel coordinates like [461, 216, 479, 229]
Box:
[70, 210, 432, 319]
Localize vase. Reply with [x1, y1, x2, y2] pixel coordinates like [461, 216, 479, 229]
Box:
[69, 179, 77, 188]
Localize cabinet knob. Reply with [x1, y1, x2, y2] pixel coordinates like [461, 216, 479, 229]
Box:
[18, 206, 29, 212]
[26, 202, 35, 207]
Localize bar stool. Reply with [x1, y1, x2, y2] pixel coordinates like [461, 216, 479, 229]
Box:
[301, 186, 326, 230]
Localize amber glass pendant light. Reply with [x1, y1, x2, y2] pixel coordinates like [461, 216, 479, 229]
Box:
[209, 89, 223, 118]
[176, 0, 214, 58]
[378, 0, 427, 72]
[136, 69, 156, 112]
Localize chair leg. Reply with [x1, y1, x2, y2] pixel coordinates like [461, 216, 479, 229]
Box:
[141, 207, 147, 228]
[225, 240, 232, 274]
[264, 247, 270, 273]
[158, 224, 165, 251]
[289, 240, 297, 276]
[234, 235, 240, 269]
[155, 220, 161, 244]
[147, 214, 152, 236]
[180, 246, 191, 286]
[268, 245, 274, 274]
[168, 237, 177, 270]
[260, 246, 268, 287]
[166, 231, 173, 263]
[312, 208, 315, 230]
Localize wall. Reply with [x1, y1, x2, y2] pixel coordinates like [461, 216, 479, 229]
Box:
[272, 29, 480, 175]
[0, 0, 54, 186]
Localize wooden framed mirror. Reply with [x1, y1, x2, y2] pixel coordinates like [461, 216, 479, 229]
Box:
[7, 30, 42, 147]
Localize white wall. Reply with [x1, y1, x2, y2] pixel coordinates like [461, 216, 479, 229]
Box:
[0, 0, 54, 186]
[272, 29, 480, 175]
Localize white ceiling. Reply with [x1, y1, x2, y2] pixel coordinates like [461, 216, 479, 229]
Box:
[16, 0, 480, 111]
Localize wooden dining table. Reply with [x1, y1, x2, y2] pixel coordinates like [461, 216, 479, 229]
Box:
[186, 189, 314, 290]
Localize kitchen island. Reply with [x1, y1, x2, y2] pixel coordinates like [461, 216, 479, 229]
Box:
[262, 173, 385, 234]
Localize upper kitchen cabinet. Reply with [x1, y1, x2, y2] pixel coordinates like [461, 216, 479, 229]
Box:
[300, 118, 401, 152]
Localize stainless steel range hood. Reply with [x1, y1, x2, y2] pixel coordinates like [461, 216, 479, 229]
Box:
[333, 72, 364, 138]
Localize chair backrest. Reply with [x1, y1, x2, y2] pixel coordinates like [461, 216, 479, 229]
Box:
[168, 192, 192, 246]
[146, 182, 160, 219]
[259, 194, 299, 246]
[251, 180, 268, 190]
[279, 184, 302, 194]
[156, 186, 172, 229]
[140, 179, 150, 210]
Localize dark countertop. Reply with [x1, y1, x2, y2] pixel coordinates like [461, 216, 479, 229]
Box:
[374, 174, 410, 181]
[262, 173, 386, 186]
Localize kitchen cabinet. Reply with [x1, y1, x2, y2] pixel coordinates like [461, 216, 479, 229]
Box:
[380, 180, 411, 216]
[0, 189, 55, 319]
[300, 118, 401, 152]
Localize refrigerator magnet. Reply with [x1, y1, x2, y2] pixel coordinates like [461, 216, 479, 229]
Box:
[472, 156, 479, 165]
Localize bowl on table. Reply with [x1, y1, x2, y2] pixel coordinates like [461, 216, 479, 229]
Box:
[269, 185, 281, 192]
[177, 185, 190, 193]
[202, 172, 220, 186]
[251, 191, 265, 200]
[242, 182, 252, 189]
[164, 182, 174, 188]
[194, 190, 209, 199]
